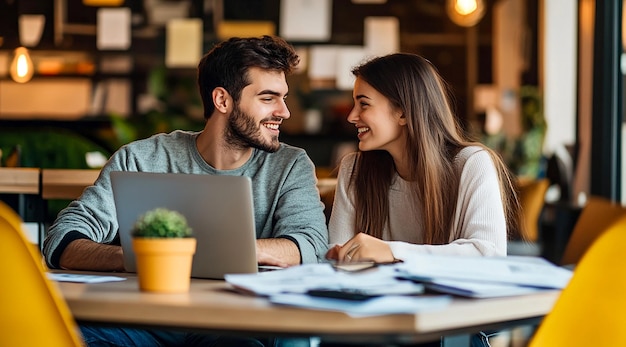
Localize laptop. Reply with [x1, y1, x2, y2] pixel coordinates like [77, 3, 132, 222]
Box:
[111, 171, 258, 279]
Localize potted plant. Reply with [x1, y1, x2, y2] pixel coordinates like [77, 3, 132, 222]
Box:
[131, 207, 196, 293]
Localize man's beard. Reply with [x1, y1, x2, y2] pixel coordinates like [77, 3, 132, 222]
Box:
[225, 103, 281, 153]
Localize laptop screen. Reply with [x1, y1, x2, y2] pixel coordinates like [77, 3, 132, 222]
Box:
[111, 171, 258, 279]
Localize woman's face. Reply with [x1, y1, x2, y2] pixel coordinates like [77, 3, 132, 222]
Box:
[347, 77, 407, 154]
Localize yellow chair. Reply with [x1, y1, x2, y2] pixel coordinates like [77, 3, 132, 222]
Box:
[507, 179, 549, 257]
[0, 214, 83, 347]
[529, 215, 626, 346]
[517, 178, 550, 242]
[560, 196, 626, 266]
[0, 199, 24, 231]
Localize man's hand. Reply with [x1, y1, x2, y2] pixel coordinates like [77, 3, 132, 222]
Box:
[256, 238, 300, 267]
[325, 233, 395, 263]
[59, 239, 125, 272]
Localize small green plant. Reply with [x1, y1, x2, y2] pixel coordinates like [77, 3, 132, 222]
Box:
[131, 208, 193, 238]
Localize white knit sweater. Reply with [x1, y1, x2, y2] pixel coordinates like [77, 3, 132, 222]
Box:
[328, 146, 507, 260]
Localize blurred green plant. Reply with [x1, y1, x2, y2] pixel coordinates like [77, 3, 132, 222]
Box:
[478, 85, 546, 179]
[0, 128, 110, 169]
[108, 66, 205, 148]
[510, 85, 547, 178]
[0, 128, 112, 221]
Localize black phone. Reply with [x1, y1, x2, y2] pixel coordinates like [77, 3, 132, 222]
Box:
[306, 288, 379, 301]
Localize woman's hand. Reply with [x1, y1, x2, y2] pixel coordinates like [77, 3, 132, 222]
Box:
[325, 233, 395, 263]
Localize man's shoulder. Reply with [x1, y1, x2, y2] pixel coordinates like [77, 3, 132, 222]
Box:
[277, 142, 307, 155]
[123, 130, 196, 149]
[250, 143, 311, 170]
[254, 142, 308, 160]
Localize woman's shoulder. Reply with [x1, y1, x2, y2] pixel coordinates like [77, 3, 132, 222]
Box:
[339, 151, 358, 164]
[456, 145, 498, 177]
[335, 152, 358, 179]
[455, 145, 492, 164]
[338, 152, 358, 169]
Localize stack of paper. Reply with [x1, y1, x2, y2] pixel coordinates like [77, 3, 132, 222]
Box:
[224, 255, 572, 315]
[395, 255, 573, 298]
[225, 263, 441, 317]
[225, 263, 424, 297]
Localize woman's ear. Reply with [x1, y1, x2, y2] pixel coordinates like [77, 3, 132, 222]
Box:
[212, 87, 231, 114]
[397, 113, 407, 126]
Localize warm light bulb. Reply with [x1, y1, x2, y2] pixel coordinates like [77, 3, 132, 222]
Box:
[455, 0, 478, 16]
[446, 0, 485, 27]
[10, 47, 34, 83]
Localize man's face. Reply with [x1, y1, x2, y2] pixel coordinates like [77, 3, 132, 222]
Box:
[225, 67, 291, 153]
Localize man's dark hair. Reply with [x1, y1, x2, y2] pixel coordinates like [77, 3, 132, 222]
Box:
[198, 35, 300, 119]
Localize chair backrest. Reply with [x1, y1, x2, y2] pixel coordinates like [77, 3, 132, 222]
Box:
[0, 199, 24, 232]
[529, 215, 626, 346]
[560, 196, 626, 266]
[318, 178, 337, 223]
[517, 178, 550, 242]
[0, 214, 83, 347]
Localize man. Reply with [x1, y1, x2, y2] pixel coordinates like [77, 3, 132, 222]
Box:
[43, 35, 327, 346]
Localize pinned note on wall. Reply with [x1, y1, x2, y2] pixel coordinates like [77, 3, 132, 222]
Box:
[308, 45, 339, 81]
[166, 18, 203, 68]
[216, 21, 275, 40]
[308, 45, 368, 90]
[83, 0, 124, 6]
[97, 8, 131, 50]
[336, 47, 367, 90]
[364, 17, 399, 56]
[280, 0, 332, 41]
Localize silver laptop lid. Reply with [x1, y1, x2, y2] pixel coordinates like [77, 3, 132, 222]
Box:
[111, 171, 258, 279]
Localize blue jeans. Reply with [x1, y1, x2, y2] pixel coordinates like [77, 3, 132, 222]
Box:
[80, 326, 311, 347]
[319, 332, 493, 346]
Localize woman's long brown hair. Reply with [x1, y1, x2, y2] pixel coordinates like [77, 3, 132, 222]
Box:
[349, 53, 522, 243]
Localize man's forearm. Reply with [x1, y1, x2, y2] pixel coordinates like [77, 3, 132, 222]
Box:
[256, 238, 300, 267]
[59, 239, 125, 272]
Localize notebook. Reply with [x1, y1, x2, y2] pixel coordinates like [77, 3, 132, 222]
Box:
[110, 171, 258, 279]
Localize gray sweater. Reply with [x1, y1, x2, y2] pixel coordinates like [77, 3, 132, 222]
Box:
[43, 130, 329, 268]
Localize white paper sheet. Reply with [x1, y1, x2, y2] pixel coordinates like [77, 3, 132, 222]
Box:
[425, 279, 546, 298]
[396, 254, 573, 289]
[270, 294, 452, 317]
[48, 273, 126, 283]
[225, 263, 423, 297]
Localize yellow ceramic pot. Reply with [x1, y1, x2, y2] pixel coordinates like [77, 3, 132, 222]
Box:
[132, 238, 196, 293]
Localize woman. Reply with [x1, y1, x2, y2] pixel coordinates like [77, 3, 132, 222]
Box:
[326, 53, 522, 263]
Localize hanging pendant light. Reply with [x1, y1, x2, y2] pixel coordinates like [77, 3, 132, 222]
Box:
[9, 14, 45, 83]
[446, 0, 486, 27]
[10, 47, 34, 83]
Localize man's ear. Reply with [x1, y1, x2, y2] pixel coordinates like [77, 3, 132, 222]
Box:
[212, 87, 231, 113]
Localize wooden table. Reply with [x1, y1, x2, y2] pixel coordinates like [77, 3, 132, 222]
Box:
[0, 167, 40, 194]
[41, 169, 100, 200]
[58, 273, 559, 345]
[0, 167, 43, 245]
